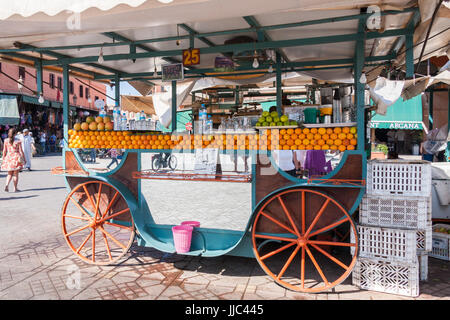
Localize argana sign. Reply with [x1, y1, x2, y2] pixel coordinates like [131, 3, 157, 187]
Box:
[369, 121, 422, 130]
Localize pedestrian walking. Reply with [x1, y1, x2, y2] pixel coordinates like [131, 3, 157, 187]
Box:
[1, 128, 26, 192]
[39, 131, 47, 155]
[106, 148, 120, 169]
[19, 129, 35, 171]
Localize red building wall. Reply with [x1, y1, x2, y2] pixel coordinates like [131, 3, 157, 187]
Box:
[0, 62, 107, 110]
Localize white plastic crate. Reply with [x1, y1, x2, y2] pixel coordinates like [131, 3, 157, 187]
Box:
[353, 225, 417, 262]
[367, 160, 431, 197]
[430, 224, 450, 261]
[352, 257, 419, 297]
[360, 194, 431, 230]
[416, 223, 432, 253]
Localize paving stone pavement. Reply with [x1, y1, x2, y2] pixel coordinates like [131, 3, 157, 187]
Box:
[0, 155, 449, 300]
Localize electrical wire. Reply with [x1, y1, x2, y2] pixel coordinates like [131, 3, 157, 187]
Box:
[415, 0, 445, 73]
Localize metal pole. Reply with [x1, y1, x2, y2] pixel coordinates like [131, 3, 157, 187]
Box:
[354, 19, 366, 152]
[172, 80, 177, 132]
[63, 65, 70, 145]
[405, 33, 414, 79]
[276, 52, 282, 115]
[115, 74, 120, 107]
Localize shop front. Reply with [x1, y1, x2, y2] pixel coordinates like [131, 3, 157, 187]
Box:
[369, 95, 424, 156]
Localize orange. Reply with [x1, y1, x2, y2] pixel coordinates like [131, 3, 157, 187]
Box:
[302, 139, 310, 146]
[290, 145, 297, 150]
[322, 134, 330, 141]
[342, 139, 350, 146]
[338, 145, 346, 152]
[326, 128, 333, 134]
[314, 145, 321, 150]
[298, 133, 305, 140]
[286, 129, 294, 135]
[283, 134, 290, 141]
[342, 127, 350, 134]
[334, 139, 342, 146]
[330, 133, 338, 140]
[330, 145, 338, 150]
[307, 133, 314, 140]
[287, 139, 294, 146]
[347, 145, 355, 150]
[310, 140, 317, 146]
[350, 139, 357, 146]
[279, 139, 287, 146]
[310, 128, 318, 134]
[302, 128, 310, 135]
[326, 139, 334, 146]
[280, 129, 287, 135]
[338, 133, 347, 140]
[294, 128, 302, 134]
[294, 139, 302, 146]
[333, 127, 342, 134]
[318, 139, 325, 146]
[322, 144, 330, 150]
[314, 134, 321, 141]
[346, 133, 354, 140]
[350, 127, 357, 134]
[306, 145, 313, 150]
[318, 127, 326, 135]
[291, 133, 298, 140]
[297, 144, 305, 150]
[283, 145, 290, 150]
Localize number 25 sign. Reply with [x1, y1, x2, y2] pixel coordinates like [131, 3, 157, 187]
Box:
[183, 48, 200, 66]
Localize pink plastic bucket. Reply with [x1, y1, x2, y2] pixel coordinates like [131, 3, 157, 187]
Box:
[172, 225, 194, 253]
[181, 221, 201, 228]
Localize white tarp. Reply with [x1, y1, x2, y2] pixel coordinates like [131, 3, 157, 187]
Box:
[369, 77, 405, 115]
[152, 81, 196, 128]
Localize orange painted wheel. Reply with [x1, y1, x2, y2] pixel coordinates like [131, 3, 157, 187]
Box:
[251, 188, 358, 293]
[62, 181, 135, 265]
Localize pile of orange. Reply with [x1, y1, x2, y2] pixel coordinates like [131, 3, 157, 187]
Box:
[67, 126, 357, 151]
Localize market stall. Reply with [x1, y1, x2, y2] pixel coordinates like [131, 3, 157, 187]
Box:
[1, 0, 448, 294]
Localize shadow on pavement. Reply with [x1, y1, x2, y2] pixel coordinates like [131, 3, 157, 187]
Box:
[21, 187, 66, 192]
[0, 195, 38, 201]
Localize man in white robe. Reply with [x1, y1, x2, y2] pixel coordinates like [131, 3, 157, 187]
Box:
[20, 129, 34, 171]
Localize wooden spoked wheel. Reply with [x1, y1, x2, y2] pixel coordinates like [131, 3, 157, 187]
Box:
[251, 188, 358, 293]
[62, 181, 135, 265]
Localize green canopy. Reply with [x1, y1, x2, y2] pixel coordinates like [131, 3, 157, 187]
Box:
[370, 95, 423, 130]
[0, 95, 19, 125]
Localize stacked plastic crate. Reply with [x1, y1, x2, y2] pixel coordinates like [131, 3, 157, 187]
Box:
[352, 160, 432, 297]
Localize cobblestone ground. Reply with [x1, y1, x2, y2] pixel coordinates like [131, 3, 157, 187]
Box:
[0, 155, 448, 300]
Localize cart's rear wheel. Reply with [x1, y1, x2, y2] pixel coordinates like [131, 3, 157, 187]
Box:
[251, 188, 358, 293]
[62, 180, 135, 265]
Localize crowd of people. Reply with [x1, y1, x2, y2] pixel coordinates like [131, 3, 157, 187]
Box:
[0, 125, 64, 192]
[0, 125, 64, 158]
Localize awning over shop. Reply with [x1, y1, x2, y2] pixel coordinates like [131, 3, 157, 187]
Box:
[0, 94, 19, 125]
[369, 95, 424, 130]
[21, 94, 50, 107]
[121, 95, 155, 115]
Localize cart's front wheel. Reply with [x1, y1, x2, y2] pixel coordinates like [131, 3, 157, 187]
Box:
[251, 188, 358, 293]
[62, 180, 135, 265]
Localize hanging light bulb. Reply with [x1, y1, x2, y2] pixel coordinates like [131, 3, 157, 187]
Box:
[38, 93, 44, 104]
[268, 64, 273, 73]
[98, 46, 104, 64]
[252, 57, 259, 69]
[359, 72, 367, 84]
[17, 76, 23, 89]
